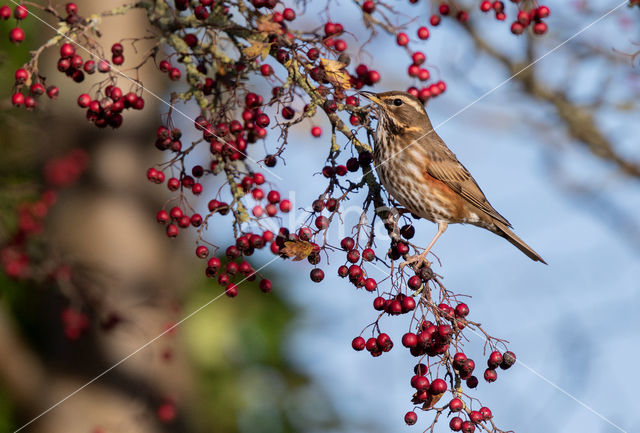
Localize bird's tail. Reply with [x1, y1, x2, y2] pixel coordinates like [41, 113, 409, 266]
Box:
[493, 220, 547, 264]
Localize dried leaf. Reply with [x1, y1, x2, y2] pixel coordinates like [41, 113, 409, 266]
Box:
[422, 391, 445, 410]
[281, 240, 314, 261]
[243, 41, 272, 61]
[320, 58, 352, 90]
[257, 15, 284, 35]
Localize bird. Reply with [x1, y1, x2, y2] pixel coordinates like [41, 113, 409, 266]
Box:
[359, 90, 546, 265]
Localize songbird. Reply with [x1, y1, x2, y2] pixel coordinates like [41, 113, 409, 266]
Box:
[360, 90, 546, 265]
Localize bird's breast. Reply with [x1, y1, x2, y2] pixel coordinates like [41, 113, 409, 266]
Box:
[374, 136, 466, 224]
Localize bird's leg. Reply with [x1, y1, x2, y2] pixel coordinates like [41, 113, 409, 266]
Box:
[400, 222, 448, 271]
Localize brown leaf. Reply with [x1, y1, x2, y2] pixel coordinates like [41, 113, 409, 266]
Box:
[422, 391, 445, 410]
[281, 240, 314, 261]
[320, 58, 352, 90]
[257, 15, 284, 35]
[243, 41, 272, 61]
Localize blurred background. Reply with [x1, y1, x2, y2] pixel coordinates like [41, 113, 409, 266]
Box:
[0, 1, 638, 433]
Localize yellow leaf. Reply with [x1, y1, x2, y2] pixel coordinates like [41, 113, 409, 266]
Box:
[320, 58, 352, 90]
[257, 15, 284, 34]
[243, 41, 272, 61]
[422, 391, 445, 410]
[320, 58, 348, 72]
[281, 240, 314, 261]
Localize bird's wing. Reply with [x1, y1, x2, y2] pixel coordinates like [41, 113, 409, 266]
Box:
[425, 151, 511, 227]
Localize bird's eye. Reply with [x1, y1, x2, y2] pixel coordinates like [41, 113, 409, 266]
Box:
[393, 98, 403, 106]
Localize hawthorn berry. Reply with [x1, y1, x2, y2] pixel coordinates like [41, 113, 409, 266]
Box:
[310, 268, 324, 282]
[0, 5, 10, 19]
[404, 411, 417, 426]
[450, 417, 463, 431]
[9, 27, 25, 44]
[417, 26, 430, 39]
[14, 4, 28, 20]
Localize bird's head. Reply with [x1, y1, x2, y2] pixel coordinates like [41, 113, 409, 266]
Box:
[359, 90, 432, 133]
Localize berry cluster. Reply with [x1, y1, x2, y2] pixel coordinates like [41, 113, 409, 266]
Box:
[2, 3, 28, 44]
[477, 1, 550, 35]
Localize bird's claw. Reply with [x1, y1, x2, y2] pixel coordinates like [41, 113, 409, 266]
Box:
[399, 251, 431, 274]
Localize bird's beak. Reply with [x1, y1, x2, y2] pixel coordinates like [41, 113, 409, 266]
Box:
[359, 91, 382, 105]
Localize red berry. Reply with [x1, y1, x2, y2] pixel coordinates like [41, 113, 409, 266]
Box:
[430, 14, 441, 26]
[166, 224, 178, 237]
[401, 332, 417, 347]
[533, 21, 548, 35]
[517, 10, 530, 25]
[407, 275, 422, 290]
[402, 296, 415, 311]
[352, 336, 365, 351]
[315, 216, 329, 229]
[488, 351, 503, 368]
[225, 283, 238, 297]
[455, 302, 469, 317]
[46, 86, 59, 99]
[461, 421, 476, 433]
[9, 27, 25, 44]
[307, 47, 319, 61]
[11, 93, 25, 107]
[417, 26, 430, 39]
[346, 249, 360, 263]
[411, 375, 429, 390]
[404, 411, 417, 426]
[429, 378, 447, 394]
[77, 93, 91, 108]
[14, 4, 28, 20]
[480, 406, 493, 420]
[310, 268, 324, 282]
[484, 368, 497, 382]
[362, 0, 375, 13]
[279, 199, 291, 212]
[364, 278, 377, 292]
[0, 5, 10, 19]
[66, 3, 78, 15]
[450, 417, 463, 431]
[511, 22, 524, 35]
[195, 245, 209, 258]
[536, 5, 550, 18]
[480, 0, 492, 12]
[334, 39, 347, 51]
[30, 83, 44, 95]
[14, 68, 29, 84]
[469, 410, 483, 424]
[259, 278, 272, 293]
[366, 70, 380, 84]
[169, 67, 181, 81]
[396, 32, 409, 46]
[311, 126, 322, 137]
[283, 8, 295, 20]
[449, 397, 463, 411]
[340, 238, 356, 252]
[365, 337, 378, 352]
[260, 64, 273, 76]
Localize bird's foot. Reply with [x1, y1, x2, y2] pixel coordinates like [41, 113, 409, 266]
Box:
[399, 249, 431, 274]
